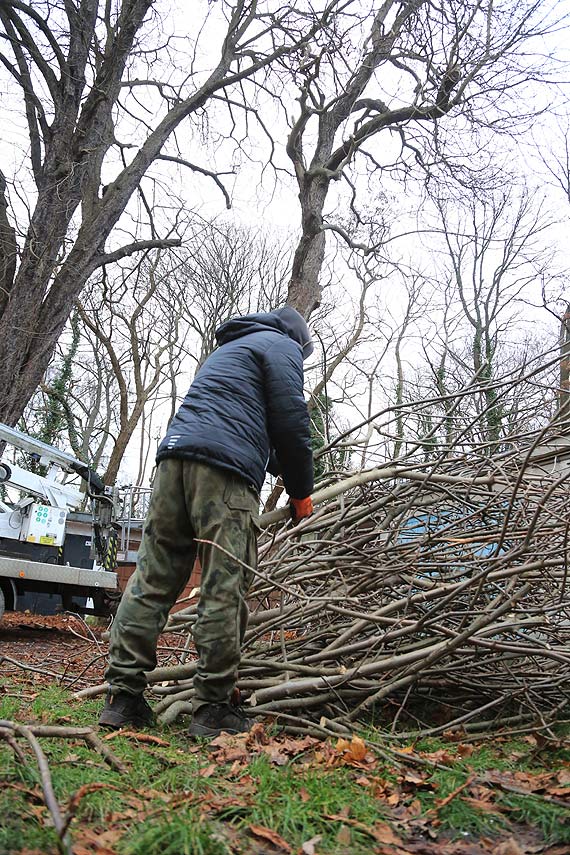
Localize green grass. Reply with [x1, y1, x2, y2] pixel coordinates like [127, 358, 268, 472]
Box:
[233, 754, 384, 853]
[124, 810, 233, 855]
[499, 794, 570, 843]
[1, 681, 569, 855]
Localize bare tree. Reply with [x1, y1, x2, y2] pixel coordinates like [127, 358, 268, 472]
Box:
[171, 222, 291, 374]
[283, 0, 564, 317]
[74, 252, 187, 485]
[430, 189, 553, 445]
[0, 0, 335, 425]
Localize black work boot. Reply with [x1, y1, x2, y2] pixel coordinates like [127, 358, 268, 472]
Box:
[98, 689, 155, 729]
[188, 702, 254, 738]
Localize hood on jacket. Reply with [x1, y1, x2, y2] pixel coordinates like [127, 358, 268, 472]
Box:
[215, 306, 314, 359]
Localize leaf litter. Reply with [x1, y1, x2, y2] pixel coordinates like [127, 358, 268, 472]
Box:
[2, 680, 569, 854]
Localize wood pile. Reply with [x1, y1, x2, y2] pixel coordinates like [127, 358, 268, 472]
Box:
[151, 420, 570, 736]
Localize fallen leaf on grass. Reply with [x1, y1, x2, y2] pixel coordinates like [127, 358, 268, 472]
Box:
[420, 748, 459, 766]
[262, 744, 290, 766]
[430, 774, 475, 813]
[302, 835, 322, 854]
[209, 727, 320, 767]
[74, 825, 125, 853]
[2, 781, 43, 801]
[403, 769, 429, 786]
[208, 731, 249, 764]
[460, 796, 504, 815]
[335, 735, 367, 762]
[336, 824, 351, 845]
[199, 763, 217, 778]
[326, 814, 404, 847]
[491, 839, 524, 855]
[103, 730, 170, 746]
[66, 782, 121, 818]
[455, 743, 475, 759]
[74, 847, 116, 855]
[546, 786, 570, 797]
[249, 824, 292, 852]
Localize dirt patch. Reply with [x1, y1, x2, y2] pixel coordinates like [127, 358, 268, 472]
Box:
[0, 611, 195, 689]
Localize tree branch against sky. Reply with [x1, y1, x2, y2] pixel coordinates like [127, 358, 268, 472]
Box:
[0, 0, 340, 426]
[0, 0, 567, 436]
[281, 0, 567, 317]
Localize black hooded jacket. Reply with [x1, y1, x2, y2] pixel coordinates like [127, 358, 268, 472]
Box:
[156, 307, 314, 498]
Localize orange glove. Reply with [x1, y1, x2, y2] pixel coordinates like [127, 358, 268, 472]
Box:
[290, 496, 314, 523]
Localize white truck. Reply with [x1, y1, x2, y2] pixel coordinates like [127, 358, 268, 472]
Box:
[0, 423, 119, 620]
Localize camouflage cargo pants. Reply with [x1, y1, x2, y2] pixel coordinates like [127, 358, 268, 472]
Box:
[105, 458, 259, 709]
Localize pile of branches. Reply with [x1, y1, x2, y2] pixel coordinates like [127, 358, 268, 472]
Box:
[78, 352, 570, 736]
[150, 419, 570, 736]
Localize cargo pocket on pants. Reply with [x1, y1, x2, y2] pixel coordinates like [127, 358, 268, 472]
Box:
[223, 478, 259, 513]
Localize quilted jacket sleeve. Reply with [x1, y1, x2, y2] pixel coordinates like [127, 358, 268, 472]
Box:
[263, 337, 314, 499]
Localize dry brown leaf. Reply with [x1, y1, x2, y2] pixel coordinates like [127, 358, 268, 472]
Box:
[456, 743, 475, 758]
[66, 782, 121, 817]
[327, 814, 404, 847]
[209, 731, 248, 750]
[263, 744, 290, 765]
[62, 752, 81, 762]
[74, 826, 124, 852]
[336, 824, 352, 845]
[491, 838, 524, 855]
[249, 823, 292, 852]
[228, 759, 244, 777]
[420, 749, 458, 765]
[222, 746, 250, 762]
[299, 787, 311, 803]
[335, 735, 368, 762]
[301, 834, 322, 854]
[407, 797, 423, 817]
[371, 822, 405, 846]
[246, 722, 269, 745]
[403, 769, 428, 785]
[546, 786, 570, 797]
[74, 847, 116, 855]
[512, 770, 553, 791]
[103, 730, 170, 746]
[281, 735, 319, 754]
[461, 796, 504, 814]
[199, 763, 216, 778]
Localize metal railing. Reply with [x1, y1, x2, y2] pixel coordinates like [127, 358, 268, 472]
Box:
[114, 485, 153, 560]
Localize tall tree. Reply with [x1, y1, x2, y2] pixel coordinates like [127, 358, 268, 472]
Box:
[283, 0, 564, 316]
[0, 0, 335, 425]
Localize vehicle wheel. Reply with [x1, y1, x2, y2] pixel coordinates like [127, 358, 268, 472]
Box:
[0, 587, 5, 623]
